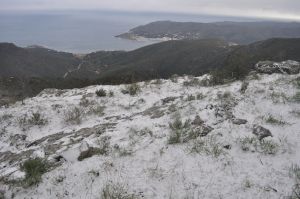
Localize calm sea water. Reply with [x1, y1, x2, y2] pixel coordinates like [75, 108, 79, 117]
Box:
[0, 10, 256, 53]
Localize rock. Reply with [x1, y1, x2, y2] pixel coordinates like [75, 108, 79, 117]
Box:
[200, 125, 214, 137]
[223, 145, 232, 150]
[192, 115, 204, 126]
[161, 97, 177, 105]
[232, 118, 248, 125]
[252, 125, 272, 140]
[255, 60, 300, 74]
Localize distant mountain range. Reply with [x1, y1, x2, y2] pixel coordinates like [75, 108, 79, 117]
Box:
[117, 21, 300, 44]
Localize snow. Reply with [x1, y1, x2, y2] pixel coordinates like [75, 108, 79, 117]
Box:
[0, 73, 299, 198]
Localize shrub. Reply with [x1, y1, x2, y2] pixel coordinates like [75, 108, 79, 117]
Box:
[18, 112, 48, 129]
[260, 140, 279, 155]
[187, 94, 196, 101]
[88, 105, 105, 116]
[293, 77, 300, 89]
[189, 136, 225, 158]
[64, 107, 82, 124]
[238, 136, 279, 155]
[196, 93, 205, 100]
[79, 98, 93, 107]
[109, 91, 114, 97]
[265, 114, 287, 125]
[96, 89, 107, 97]
[289, 164, 300, 199]
[183, 78, 200, 87]
[240, 81, 249, 94]
[101, 183, 140, 199]
[21, 158, 47, 187]
[121, 84, 141, 96]
[171, 74, 179, 83]
[28, 112, 48, 126]
[293, 92, 300, 103]
[209, 70, 226, 85]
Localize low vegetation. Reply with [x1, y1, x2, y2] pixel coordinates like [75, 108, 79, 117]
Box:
[265, 114, 287, 125]
[293, 92, 300, 103]
[289, 164, 300, 199]
[96, 89, 107, 97]
[101, 183, 141, 199]
[189, 136, 226, 158]
[18, 111, 48, 130]
[238, 136, 279, 155]
[64, 107, 83, 125]
[121, 83, 141, 96]
[21, 158, 47, 187]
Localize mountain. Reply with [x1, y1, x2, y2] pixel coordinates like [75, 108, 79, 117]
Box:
[0, 43, 81, 78]
[2, 38, 300, 105]
[77, 38, 300, 83]
[117, 21, 300, 44]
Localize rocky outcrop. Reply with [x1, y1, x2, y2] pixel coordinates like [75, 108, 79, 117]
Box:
[255, 60, 300, 74]
[252, 125, 273, 140]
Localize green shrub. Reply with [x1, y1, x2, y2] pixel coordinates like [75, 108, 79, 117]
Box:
[265, 114, 287, 125]
[293, 92, 300, 103]
[240, 81, 249, 94]
[238, 136, 279, 155]
[96, 89, 107, 97]
[109, 91, 114, 97]
[187, 94, 196, 101]
[64, 107, 82, 124]
[121, 84, 141, 96]
[189, 136, 225, 158]
[101, 183, 140, 199]
[88, 105, 105, 116]
[18, 112, 48, 129]
[28, 112, 48, 126]
[21, 158, 47, 187]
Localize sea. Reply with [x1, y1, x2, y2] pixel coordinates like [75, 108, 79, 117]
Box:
[0, 10, 257, 53]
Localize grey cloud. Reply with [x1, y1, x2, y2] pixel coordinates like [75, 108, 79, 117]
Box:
[0, 0, 300, 21]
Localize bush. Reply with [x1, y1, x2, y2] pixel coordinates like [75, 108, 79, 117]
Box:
[293, 92, 300, 103]
[209, 70, 226, 85]
[265, 114, 287, 125]
[121, 83, 141, 96]
[96, 89, 107, 97]
[240, 81, 249, 94]
[28, 112, 48, 126]
[289, 164, 300, 199]
[189, 136, 225, 158]
[187, 94, 196, 101]
[238, 136, 279, 155]
[18, 112, 48, 129]
[108, 91, 114, 97]
[21, 158, 47, 187]
[101, 183, 140, 199]
[64, 107, 82, 124]
[88, 105, 105, 116]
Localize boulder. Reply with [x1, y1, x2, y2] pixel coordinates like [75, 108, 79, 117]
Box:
[255, 60, 300, 74]
[232, 118, 248, 125]
[252, 125, 272, 140]
[192, 115, 204, 126]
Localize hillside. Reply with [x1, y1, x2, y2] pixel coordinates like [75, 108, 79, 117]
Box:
[2, 38, 300, 105]
[0, 71, 299, 198]
[117, 21, 300, 44]
[0, 43, 81, 78]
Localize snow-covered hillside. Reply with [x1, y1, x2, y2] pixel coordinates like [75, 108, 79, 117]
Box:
[0, 72, 300, 199]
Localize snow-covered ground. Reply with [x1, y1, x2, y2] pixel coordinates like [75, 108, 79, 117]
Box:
[0, 73, 299, 198]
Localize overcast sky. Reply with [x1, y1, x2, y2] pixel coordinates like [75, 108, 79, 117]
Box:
[1, 0, 300, 21]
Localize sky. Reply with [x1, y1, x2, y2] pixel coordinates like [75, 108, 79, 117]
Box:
[1, 0, 300, 21]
